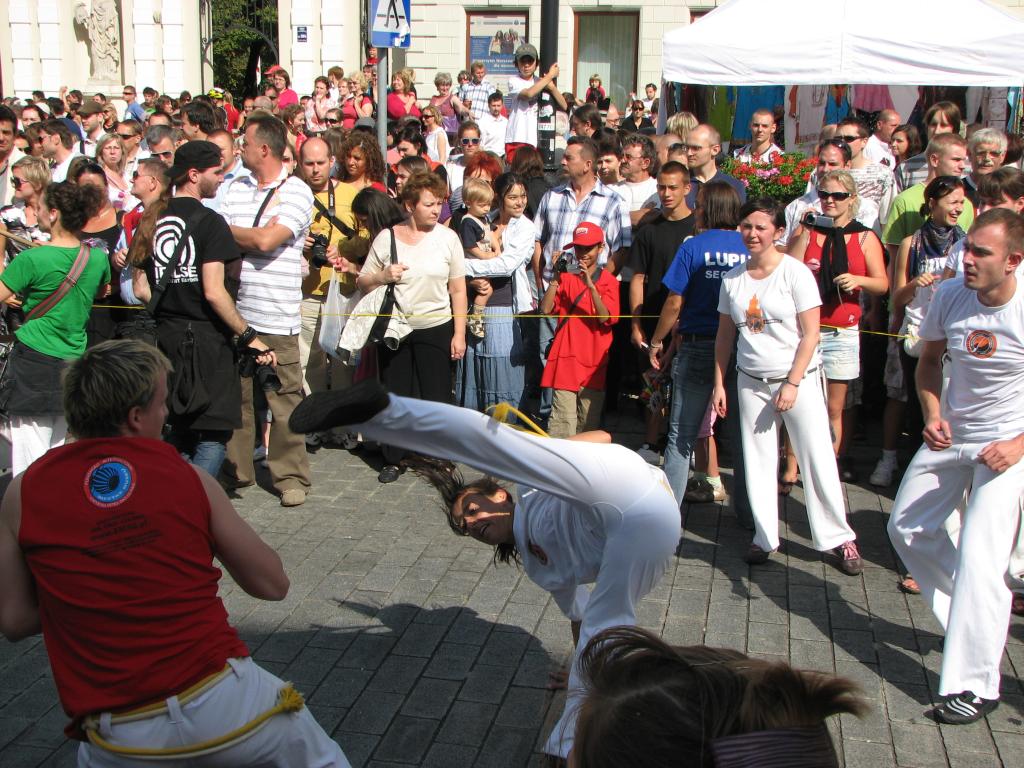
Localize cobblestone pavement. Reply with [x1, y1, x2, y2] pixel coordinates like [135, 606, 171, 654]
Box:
[1, 418, 1023, 767]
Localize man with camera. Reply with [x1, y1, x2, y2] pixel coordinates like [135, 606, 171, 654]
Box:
[221, 113, 313, 507]
[131, 141, 274, 478]
[298, 137, 358, 443]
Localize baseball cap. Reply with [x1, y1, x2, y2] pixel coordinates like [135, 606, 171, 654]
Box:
[562, 222, 605, 250]
[264, 64, 284, 75]
[514, 43, 539, 62]
[208, 87, 225, 99]
[167, 140, 223, 177]
[77, 101, 103, 116]
[353, 117, 376, 131]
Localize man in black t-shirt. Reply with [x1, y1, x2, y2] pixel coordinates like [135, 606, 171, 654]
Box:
[134, 141, 274, 477]
[628, 161, 694, 462]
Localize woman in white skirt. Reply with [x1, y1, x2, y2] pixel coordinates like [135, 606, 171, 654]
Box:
[289, 380, 680, 762]
[712, 198, 862, 575]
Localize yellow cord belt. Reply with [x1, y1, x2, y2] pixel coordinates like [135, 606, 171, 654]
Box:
[81, 666, 306, 760]
[487, 402, 549, 438]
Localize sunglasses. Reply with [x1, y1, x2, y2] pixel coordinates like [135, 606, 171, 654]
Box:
[10, 177, 24, 189]
[131, 171, 157, 182]
[822, 138, 850, 151]
[668, 143, 686, 153]
[461, 137, 481, 145]
[325, 118, 341, 124]
[836, 134, 863, 143]
[116, 133, 135, 140]
[817, 189, 852, 201]
[632, 107, 644, 112]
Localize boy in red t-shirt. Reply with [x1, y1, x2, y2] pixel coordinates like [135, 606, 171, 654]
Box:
[540, 222, 620, 438]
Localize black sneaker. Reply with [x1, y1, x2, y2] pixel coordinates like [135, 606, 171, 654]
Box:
[932, 691, 998, 724]
[290, 379, 390, 435]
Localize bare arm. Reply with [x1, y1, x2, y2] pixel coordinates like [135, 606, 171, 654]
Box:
[449, 276, 468, 360]
[711, 313, 737, 416]
[519, 64, 561, 101]
[201, 261, 274, 360]
[532, 241, 544, 296]
[540, 276, 560, 316]
[629, 272, 646, 347]
[842, 232, 888, 296]
[648, 293, 684, 371]
[0, 477, 41, 641]
[200, 469, 289, 600]
[567, 430, 612, 444]
[891, 236, 919, 310]
[132, 265, 152, 303]
[229, 223, 296, 254]
[916, 338, 951, 450]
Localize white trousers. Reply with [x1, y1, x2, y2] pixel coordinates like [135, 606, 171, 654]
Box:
[737, 371, 854, 552]
[11, 414, 67, 475]
[357, 395, 680, 759]
[888, 443, 1024, 700]
[77, 657, 349, 768]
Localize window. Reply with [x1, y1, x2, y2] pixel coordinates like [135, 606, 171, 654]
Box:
[573, 12, 639, 109]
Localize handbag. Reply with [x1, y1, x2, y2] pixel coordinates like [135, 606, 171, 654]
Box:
[318, 269, 361, 359]
[0, 243, 92, 417]
[167, 323, 211, 418]
[336, 228, 411, 364]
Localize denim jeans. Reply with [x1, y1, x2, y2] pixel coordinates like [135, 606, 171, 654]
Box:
[168, 427, 230, 478]
[537, 314, 556, 422]
[662, 340, 752, 527]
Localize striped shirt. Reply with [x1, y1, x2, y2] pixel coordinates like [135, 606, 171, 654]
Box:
[459, 79, 495, 121]
[222, 167, 313, 335]
[534, 178, 632, 282]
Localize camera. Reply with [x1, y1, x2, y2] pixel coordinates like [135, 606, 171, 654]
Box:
[802, 212, 835, 229]
[238, 347, 282, 393]
[309, 233, 330, 268]
[553, 251, 580, 275]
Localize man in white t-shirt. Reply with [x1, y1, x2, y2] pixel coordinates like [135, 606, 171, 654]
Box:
[863, 109, 900, 169]
[505, 43, 567, 158]
[476, 92, 508, 158]
[731, 108, 782, 164]
[889, 209, 1024, 725]
[617, 134, 659, 227]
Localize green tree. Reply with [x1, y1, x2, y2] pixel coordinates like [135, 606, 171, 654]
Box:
[209, 0, 279, 97]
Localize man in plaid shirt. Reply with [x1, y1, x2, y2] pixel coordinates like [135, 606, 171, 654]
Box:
[458, 62, 495, 122]
[532, 135, 632, 423]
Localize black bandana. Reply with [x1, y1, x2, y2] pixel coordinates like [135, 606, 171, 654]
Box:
[809, 220, 870, 302]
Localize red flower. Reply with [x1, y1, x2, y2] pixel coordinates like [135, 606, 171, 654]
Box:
[772, 154, 784, 167]
[802, 172, 812, 181]
[779, 175, 794, 185]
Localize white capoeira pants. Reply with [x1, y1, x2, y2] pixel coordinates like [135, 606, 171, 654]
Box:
[737, 370, 855, 553]
[888, 443, 1024, 700]
[355, 394, 680, 758]
[76, 657, 349, 768]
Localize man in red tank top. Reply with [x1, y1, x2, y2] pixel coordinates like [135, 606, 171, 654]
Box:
[0, 340, 350, 766]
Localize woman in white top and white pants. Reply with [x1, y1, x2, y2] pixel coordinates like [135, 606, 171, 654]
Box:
[712, 198, 861, 574]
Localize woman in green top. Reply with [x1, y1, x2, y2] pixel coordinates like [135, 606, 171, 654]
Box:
[0, 182, 111, 474]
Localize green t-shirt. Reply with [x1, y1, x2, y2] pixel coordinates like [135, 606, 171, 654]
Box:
[1, 244, 111, 358]
[882, 183, 975, 246]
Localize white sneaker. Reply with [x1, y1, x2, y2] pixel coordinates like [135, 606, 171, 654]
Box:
[869, 455, 898, 486]
[637, 444, 662, 465]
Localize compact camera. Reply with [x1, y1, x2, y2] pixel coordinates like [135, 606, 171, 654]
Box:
[553, 251, 581, 275]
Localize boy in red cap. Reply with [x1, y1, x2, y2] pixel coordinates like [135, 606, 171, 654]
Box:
[540, 222, 620, 438]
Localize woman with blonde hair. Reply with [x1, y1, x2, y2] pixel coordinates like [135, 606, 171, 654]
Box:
[0, 156, 50, 264]
[95, 133, 136, 212]
[340, 76, 373, 130]
[666, 111, 698, 141]
[787, 169, 888, 481]
[420, 105, 449, 163]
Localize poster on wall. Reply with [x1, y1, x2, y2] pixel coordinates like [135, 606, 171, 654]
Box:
[466, 12, 529, 100]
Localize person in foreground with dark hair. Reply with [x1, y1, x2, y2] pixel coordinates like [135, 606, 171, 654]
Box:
[0, 340, 350, 766]
[570, 626, 866, 768]
[289, 379, 680, 761]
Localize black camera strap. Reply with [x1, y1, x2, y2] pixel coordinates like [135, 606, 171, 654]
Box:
[313, 183, 357, 239]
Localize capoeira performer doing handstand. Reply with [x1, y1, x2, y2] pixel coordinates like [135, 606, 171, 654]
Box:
[291, 381, 681, 760]
[888, 208, 1024, 724]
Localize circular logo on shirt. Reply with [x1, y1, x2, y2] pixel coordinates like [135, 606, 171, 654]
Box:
[85, 458, 137, 508]
[965, 330, 997, 359]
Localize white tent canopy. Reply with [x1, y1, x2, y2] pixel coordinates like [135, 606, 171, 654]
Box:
[663, 0, 1024, 87]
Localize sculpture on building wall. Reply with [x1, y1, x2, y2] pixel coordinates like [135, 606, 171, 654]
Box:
[74, 0, 122, 82]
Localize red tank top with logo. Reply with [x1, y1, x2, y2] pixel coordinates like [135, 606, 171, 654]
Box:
[802, 232, 868, 328]
[18, 437, 248, 736]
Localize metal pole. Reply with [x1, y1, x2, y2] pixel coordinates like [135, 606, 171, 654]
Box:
[537, 0, 559, 170]
[377, 49, 388, 151]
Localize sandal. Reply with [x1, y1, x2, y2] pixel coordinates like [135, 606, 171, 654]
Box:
[899, 575, 921, 595]
[778, 473, 797, 496]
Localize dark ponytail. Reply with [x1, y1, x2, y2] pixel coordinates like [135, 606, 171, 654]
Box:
[126, 168, 185, 266]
